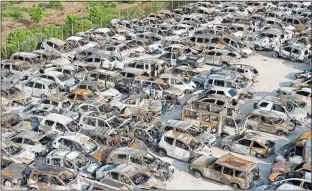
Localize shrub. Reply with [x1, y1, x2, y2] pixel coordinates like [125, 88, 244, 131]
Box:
[28, 5, 45, 24]
[4, 29, 36, 57]
[48, 1, 64, 10]
[43, 25, 62, 39]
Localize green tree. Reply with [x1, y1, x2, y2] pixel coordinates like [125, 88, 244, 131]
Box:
[4, 28, 35, 58]
[66, 13, 78, 25]
[43, 25, 62, 39]
[28, 5, 45, 24]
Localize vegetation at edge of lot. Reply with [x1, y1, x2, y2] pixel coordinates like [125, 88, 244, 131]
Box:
[1, 1, 182, 59]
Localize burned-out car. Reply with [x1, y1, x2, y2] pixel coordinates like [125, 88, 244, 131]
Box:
[38, 113, 81, 135]
[245, 109, 295, 136]
[254, 95, 307, 126]
[87, 125, 145, 150]
[75, 100, 114, 115]
[211, 64, 259, 82]
[275, 131, 311, 164]
[17, 78, 59, 98]
[160, 120, 216, 146]
[98, 147, 174, 181]
[201, 49, 237, 66]
[79, 111, 131, 131]
[1, 113, 33, 133]
[273, 44, 311, 63]
[1, 60, 38, 80]
[95, 164, 166, 190]
[6, 130, 52, 156]
[157, 130, 212, 162]
[221, 132, 275, 158]
[1, 140, 35, 165]
[188, 153, 263, 189]
[110, 95, 163, 115]
[27, 165, 90, 190]
[51, 132, 105, 163]
[45, 149, 101, 179]
[2, 163, 32, 188]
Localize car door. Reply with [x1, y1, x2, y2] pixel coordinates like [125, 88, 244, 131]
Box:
[290, 48, 302, 61]
[111, 154, 127, 164]
[207, 163, 222, 182]
[259, 116, 276, 134]
[280, 46, 292, 58]
[205, 51, 215, 65]
[33, 82, 44, 97]
[50, 175, 65, 190]
[171, 52, 178, 66]
[231, 138, 252, 155]
[173, 139, 191, 162]
[37, 174, 51, 190]
[22, 81, 35, 96]
[246, 115, 260, 130]
[214, 52, 223, 65]
[221, 166, 234, 185]
[162, 136, 175, 156]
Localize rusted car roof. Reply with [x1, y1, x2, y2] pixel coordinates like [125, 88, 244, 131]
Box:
[295, 131, 312, 147]
[216, 153, 257, 171]
[165, 130, 194, 144]
[71, 88, 93, 96]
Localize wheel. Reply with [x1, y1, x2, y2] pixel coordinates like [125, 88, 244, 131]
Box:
[275, 175, 283, 181]
[112, 106, 120, 112]
[185, 89, 192, 94]
[158, 149, 166, 157]
[192, 169, 202, 178]
[276, 130, 284, 136]
[223, 145, 231, 152]
[30, 187, 38, 190]
[231, 183, 239, 189]
[195, 82, 201, 88]
[4, 180, 13, 188]
[272, 51, 279, 58]
[221, 62, 230, 67]
[256, 153, 263, 158]
[41, 94, 47, 98]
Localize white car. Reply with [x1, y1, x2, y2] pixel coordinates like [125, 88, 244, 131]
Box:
[159, 74, 196, 94]
[193, 87, 239, 101]
[38, 71, 75, 91]
[157, 130, 212, 162]
[6, 131, 51, 155]
[255, 96, 307, 125]
[38, 113, 81, 135]
[17, 78, 59, 98]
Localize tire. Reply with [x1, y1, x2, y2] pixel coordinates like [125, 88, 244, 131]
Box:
[129, 53, 135, 58]
[4, 180, 12, 188]
[221, 62, 230, 67]
[158, 149, 167, 157]
[272, 51, 279, 58]
[256, 153, 263, 158]
[185, 89, 192, 94]
[192, 169, 202, 178]
[276, 130, 284, 136]
[41, 94, 47, 98]
[30, 187, 38, 190]
[223, 145, 231, 152]
[231, 183, 239, 189]
[195, 82, 201, 88]
[275, 175, 283, 181]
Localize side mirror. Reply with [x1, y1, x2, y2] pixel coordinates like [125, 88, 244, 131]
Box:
[253, 103, 258, 109]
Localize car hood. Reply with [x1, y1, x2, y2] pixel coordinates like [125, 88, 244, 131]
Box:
[193, 144, 212, 156]
[10, 92, 31, 101]
[144, 176, 166, 190]
[98, 88, 121, 97]
[15, 149, 35, 164]
[271, 162, 294, 174]
[290, 107, 307, 119]
[241, 47, 253, 55]
[198, 132, 216, 145]
[221, 135, 236, 144]
[167, 87, 183, 96]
